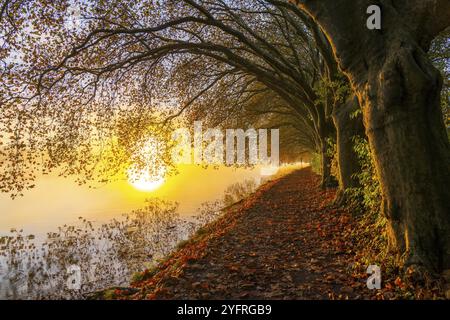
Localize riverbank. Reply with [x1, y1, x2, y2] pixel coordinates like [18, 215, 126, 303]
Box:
[94, 168, 445, 300]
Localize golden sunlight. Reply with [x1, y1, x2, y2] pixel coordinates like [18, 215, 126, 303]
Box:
[127, 165, 166, 192]
[127, 137, 167, 192]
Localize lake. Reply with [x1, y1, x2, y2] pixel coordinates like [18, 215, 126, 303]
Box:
[0, 164, 275, 237]
[0, 163, 304, 299]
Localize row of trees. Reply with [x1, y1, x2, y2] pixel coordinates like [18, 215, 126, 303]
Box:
[0, 0, 449, 275]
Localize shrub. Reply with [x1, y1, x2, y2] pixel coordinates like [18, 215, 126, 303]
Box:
[326, 137, 339, 181]
[346, 136, 381, 215]
[345, 136, 389, 266]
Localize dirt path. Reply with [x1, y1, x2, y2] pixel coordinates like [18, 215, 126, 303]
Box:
[113, 168, 373, 300]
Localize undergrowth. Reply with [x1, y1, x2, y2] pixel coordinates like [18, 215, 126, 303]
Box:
[343, 136, 445, 299]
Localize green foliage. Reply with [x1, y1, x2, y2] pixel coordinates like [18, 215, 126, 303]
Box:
[344, 137, 392, 276]
[326, 137, 339, 181]
[311, 153, 321, 175]
[311, 139, 338, 181]
[346, 136, 382, 215]
[349, 106, 362, 120]
[313, 75, 350, 108]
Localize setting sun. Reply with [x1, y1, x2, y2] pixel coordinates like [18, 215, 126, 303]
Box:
[128, 171, 165, 191]
[127, 137, 167, 192]
[1, 0, 448, 304]
[127, 166, 165, 192]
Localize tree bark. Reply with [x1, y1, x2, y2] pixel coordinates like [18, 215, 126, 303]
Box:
[319, 138, 335, 189]
[365, 41, 450, 273]
[316, 105, 337, 189]
[294, 0, 450, 273]
[332, 95, 364, 205]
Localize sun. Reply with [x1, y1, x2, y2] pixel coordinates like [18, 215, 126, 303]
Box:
[127, 137, 167, 192]
[127, 166, 165, 192]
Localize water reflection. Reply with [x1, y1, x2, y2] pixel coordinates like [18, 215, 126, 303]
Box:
[0, 163, 304, 299]
[0, 165, 265, 237]
[0, 177, 260, 299]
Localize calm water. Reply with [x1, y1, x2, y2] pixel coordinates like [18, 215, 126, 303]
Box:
[0, 165, 270, 237]
[0, 163, 304, 299]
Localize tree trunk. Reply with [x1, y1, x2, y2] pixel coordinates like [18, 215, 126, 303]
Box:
[294, 0, 450, 273]
[319, 139, 335, 189]
[332, 95, 364, 206]
[316, 107, 337, 189]
[364, 43, 450, 273]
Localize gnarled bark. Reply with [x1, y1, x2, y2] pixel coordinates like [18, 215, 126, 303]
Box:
[294, 0, 450, 273]
[365, 41, 450, 273]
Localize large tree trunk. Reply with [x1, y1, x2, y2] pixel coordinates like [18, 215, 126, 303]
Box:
[294, 0, 450, 273]
[362, 23, 450, 275]
[332, 95, 364, 206]
[364, 41, 450, 273]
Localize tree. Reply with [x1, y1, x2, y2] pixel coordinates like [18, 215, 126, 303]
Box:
[188, 80, 318, 161]
[0, 0, 341, 191]
[269, 0, 365, 195]
[291, 0, 450, 273]
[332, 94, 364, 205]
